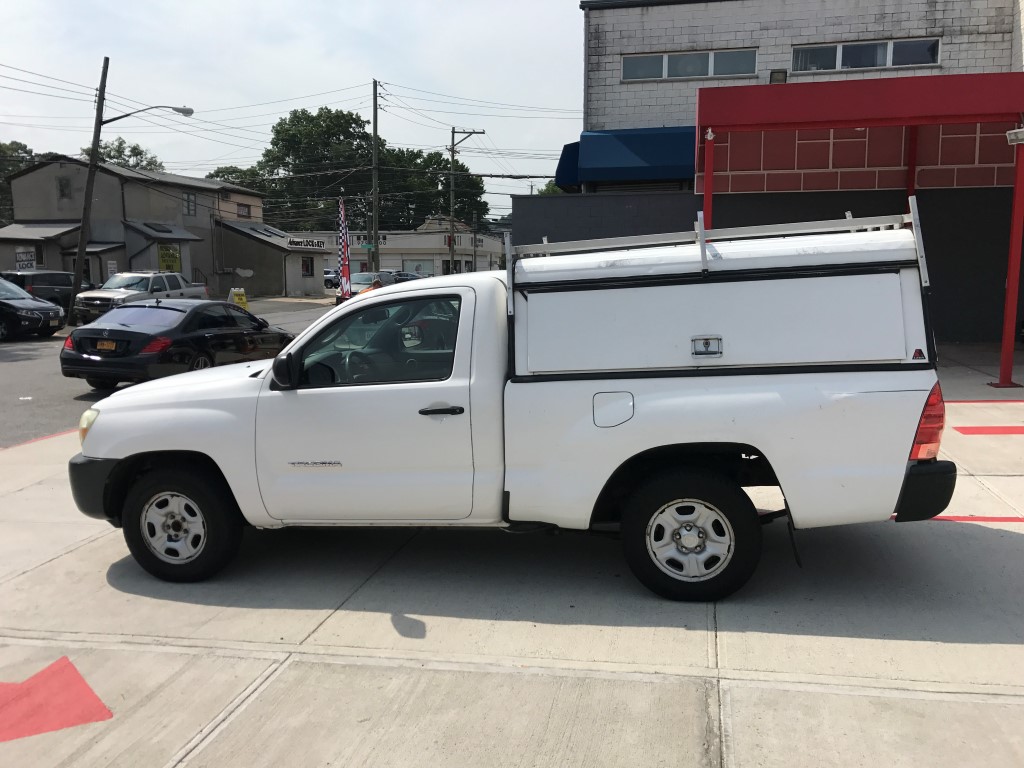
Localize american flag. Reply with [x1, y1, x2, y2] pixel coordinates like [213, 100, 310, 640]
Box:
[338, 197, 352, 299]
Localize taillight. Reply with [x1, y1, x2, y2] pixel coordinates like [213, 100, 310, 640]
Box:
[910, 383, 945, 460]
[139, 336, 172, 354]
[63, 335, 74, 351]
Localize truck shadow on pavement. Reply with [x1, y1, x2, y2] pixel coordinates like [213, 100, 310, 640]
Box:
[104, 519, 1024, 644]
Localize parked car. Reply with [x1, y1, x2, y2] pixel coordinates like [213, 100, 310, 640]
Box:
[60, 299, 293, 391]
[0, 269, 94, 311]
[335, 271, 396, 305]
[0, 277, 65, 340]
[393, 272, 424, 283]
[73, 271, 208, 324]
[323, 268, 340, 289]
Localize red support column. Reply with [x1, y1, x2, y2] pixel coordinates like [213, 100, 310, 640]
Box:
[991, 141, 1024, 388]
[703, 129, 715, 229]
[905, 126, 918, 200]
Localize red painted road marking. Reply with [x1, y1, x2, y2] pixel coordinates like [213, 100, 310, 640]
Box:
[952, 426, 1024, 435]
[934, 515, 1024, 523]
[0, 657, 112, 743]
[0, 428, 78, 451]
[945, 399, 1024, 404]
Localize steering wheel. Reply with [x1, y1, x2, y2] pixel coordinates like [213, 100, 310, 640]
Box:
[346, 351, 379, 381]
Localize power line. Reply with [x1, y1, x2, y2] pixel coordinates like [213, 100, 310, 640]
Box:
[0, 84, 93, 102]
[382, 81, 582, 114]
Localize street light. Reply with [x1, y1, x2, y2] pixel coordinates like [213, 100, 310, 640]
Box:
[69, 55, 193, 323]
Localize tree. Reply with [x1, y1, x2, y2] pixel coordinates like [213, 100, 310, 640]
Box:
[536, 180, 562, 195]
[81, 137, 165, 170]
[206, 107, 488, 232]
[0, 141, 36, 226]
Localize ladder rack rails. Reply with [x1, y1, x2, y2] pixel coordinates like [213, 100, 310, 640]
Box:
[505, 203, 929, 316]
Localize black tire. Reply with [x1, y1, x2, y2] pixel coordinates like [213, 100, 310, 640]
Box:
[324, 279, 333, 289]
[121, 467, 243, 582]
[621, 470, 762, 601]
[189, 352, 213, 371]
[0, 318, 9, 341]
[86, 377, 119, 391]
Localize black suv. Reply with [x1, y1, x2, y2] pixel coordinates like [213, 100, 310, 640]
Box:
[0, 270, 93, 311]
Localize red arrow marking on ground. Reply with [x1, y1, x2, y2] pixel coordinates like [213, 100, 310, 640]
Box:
[0, 657, 112, 742]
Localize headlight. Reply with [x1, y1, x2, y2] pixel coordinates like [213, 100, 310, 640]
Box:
[111, 297, 125, 306]
[16, 309, 39, 318]
[79, 408, 99, 446]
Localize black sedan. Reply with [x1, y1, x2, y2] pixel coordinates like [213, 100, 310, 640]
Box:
[60, 299, 294, 391]
[0, 277, 66, 340]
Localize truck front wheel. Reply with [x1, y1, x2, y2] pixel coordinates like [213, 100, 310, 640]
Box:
[621, 471, 761, 601]
[121, 468, 243, 582]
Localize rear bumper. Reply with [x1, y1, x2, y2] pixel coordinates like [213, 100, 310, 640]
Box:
[69, 453, 122, 526]
[893, 460, 957, 522]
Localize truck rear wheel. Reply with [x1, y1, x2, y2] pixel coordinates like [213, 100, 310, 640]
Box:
[121, 468, 243, 582]
[621, 471, 761, 601]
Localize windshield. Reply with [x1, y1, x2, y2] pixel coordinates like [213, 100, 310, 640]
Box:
[101, 305, 184, 328]
[101, 274, 150, 290]
[350, 273, 373, 286]
[0, 279, 32, 300]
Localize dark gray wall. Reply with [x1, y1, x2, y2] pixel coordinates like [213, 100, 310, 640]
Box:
[512, 189, 1024, 343]
[512, 191, 700, 245]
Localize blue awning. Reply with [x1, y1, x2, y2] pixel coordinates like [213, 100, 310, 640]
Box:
[553, 127, 697, 190]
[574, 126, 696, 184]
[555, 141, 581, 188]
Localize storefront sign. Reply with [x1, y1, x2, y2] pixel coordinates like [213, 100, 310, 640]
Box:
[287, 238, 326, 250]
[158, 243, 181, 272]
[14, 247, 35, 270]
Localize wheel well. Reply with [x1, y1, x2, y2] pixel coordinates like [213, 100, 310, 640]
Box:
[104, 451, 238, 527]
[590, 443, 779, 529]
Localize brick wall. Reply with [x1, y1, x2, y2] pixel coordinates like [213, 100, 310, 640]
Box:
[585, 0, 1017, 131]
[694, 122, 1019, 194]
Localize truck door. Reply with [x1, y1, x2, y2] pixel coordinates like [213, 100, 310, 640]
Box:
[254, 288, 476, 522]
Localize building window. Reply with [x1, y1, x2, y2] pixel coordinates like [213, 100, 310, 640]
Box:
[219, 191, 231, 200]
[56, 176, 72, 200]
[623, 49, 757, 81]
[237, 203, 251, 219]
[793, 38, 939, 72]
[301, 256, 314, 277]
[182, 192, 197, 216]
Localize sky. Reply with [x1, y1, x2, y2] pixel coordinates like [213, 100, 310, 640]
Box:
[1, 0, 585, 220]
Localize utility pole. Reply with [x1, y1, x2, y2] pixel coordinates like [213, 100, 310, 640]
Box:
[69, 56, 109, 325]
[472, 213, 477, 272]
[449, 127, 484, 275]
[371, 79, 379, 272]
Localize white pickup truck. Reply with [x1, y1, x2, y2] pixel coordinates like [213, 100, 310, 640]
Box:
[74, 271, 208, 324]
[69, 207, 956, 600]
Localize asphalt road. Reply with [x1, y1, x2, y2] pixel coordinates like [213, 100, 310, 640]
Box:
[0, 303, 330, 450]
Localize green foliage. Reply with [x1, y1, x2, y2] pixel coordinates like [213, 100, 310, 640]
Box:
[536, 180, 562, 195]
[205, 107, 488, 232]
[81, 137, 165, 170]
[0, 140, 37, 226]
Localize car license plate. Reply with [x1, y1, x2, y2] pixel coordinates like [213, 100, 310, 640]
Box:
[96, 340, 116, 351]
[49, 319, 60, 327]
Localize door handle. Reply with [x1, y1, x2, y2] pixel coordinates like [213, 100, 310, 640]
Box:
[418, 406, 465, 416]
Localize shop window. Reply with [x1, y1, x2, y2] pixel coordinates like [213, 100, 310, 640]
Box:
[793, 38, 939, 72]
[301, 256, 314, 277]
[624, 49, 756, 81]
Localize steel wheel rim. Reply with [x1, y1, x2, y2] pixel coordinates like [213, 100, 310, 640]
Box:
[192, 355, 211, 370]
[140, 491, 208, 564]
[645, 497, 735, 582]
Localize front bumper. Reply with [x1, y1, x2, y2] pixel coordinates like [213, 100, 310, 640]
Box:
[9, 311, 64, 334]
[69, 453, 122, 526]
[893, 460, 957, 522]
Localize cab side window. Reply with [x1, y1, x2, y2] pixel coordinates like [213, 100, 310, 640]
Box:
[151, 276, 168, 292]
[187, 305, 234, 332]
[225, 304, 261, 330]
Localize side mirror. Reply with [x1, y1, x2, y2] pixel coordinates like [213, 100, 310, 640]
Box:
[150, 286, 160, 293]
[271, 351, 297, 390]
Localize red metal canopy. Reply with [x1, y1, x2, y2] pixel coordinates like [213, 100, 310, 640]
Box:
[695, 73, 1024, 387]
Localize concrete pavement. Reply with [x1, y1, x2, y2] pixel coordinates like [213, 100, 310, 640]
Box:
[1, 401, 1023, 765]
